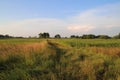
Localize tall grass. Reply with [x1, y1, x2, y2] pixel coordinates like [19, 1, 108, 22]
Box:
[0, 39, 120, 80]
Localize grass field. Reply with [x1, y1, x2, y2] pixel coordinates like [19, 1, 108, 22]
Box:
[0, 39, 120, 80]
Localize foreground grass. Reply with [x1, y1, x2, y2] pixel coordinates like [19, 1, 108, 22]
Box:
[0, 39, 120, 80]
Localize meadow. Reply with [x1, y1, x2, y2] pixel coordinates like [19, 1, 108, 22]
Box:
[0, 38, 120, 80]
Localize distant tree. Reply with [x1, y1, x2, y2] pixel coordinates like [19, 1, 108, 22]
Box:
[70, 35, 76, 38]
[39, 33, 44, 38]
[81, 34, 87, 39]
[5, 34, 9, 38]
[38, 32, 50, 38]
[0, 34, 4, 38]
[55, 34, 61, 38]
[0, 34, 13, 39]
[76, 35, 79, 38]
[15, 37, 23, 38]
[43, 32, 50, 38]
[88, 34, 96, 39]
[97, 35, 111, 39]
[70, 35, 80, 38]
[81, 34, 95, 39]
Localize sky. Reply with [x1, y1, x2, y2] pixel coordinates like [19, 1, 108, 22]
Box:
[0, 0, 120, 37]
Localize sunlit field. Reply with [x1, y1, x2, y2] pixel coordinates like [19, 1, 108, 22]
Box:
[0, 39, 120, 80]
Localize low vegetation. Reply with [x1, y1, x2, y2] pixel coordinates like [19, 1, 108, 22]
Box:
[0, 39, 120, 80]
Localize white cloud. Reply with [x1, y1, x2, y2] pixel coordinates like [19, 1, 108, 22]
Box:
[67, 24, 95, 32]
[67, 2, 120, 35]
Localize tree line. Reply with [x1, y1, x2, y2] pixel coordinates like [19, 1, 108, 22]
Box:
[38, 32, 61, 38]
[38, 32, 120, 39]
[0, 34, 13, 38]
[0, 32, 120, 39]
[0, 34, 23, 39]
[70, 33, 120, 39]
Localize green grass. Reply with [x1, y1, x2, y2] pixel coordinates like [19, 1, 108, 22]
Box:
[0, 38, 44, 44]
[52, 39, 120, 47]
[0, 38, 120, 80]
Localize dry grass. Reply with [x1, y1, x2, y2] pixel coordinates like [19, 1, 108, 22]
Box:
[87, 47, 120, 56]
[0, 39, 120, 80]
[0, 41, 47, 59]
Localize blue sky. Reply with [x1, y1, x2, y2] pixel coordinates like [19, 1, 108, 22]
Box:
[0, 0, 120, 37]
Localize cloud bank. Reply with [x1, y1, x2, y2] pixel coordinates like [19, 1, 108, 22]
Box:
[0, 2, 120, 37]
[67, 24, 95, 32]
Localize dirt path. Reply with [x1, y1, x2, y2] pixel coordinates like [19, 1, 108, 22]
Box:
[46, 40, 68, 80]
[47, 40, 67, 61]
